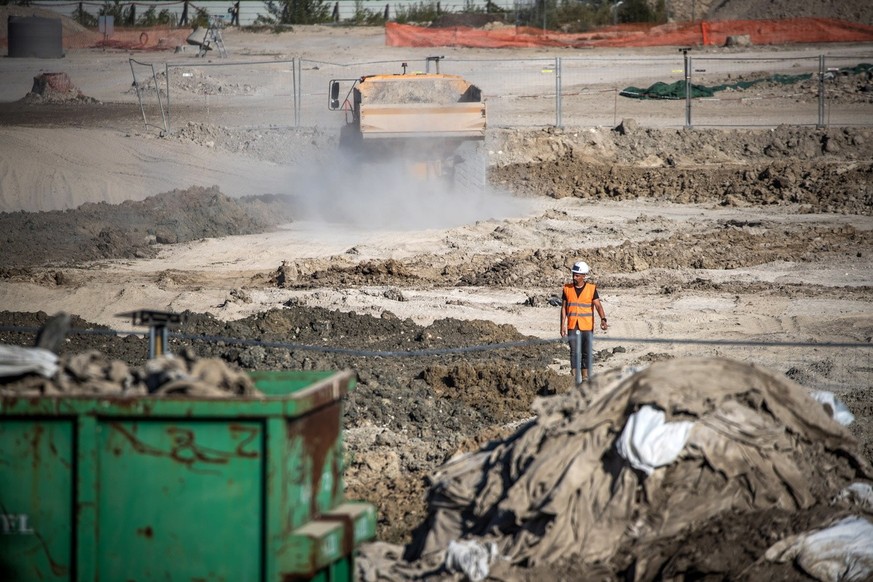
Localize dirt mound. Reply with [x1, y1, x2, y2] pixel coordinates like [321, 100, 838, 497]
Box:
[0, 186, 295, 269]
[707, 0, 873, 25]
[0, 5, 88, 39]
[20, 72, 97, 104]
[491, 126, 873, 215]
[130, 67, 259, 98]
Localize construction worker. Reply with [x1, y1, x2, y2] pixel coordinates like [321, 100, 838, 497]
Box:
[560, 261, 608, 383]
[228, 1, 240, 26]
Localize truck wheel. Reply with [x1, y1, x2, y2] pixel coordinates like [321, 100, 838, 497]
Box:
[339, 124, 362, 152]
[451, 141, 487, 196]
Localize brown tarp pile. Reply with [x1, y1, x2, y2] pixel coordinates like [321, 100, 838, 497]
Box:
[404, 358, 871, 573]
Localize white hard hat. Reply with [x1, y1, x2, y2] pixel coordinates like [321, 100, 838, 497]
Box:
[571, 261, 590, 274]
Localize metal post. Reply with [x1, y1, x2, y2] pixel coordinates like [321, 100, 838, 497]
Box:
[129, 59, 148, 129]
[817, 54, 825, 129]
[555, 57, 562, 128]
[148, 325, 169, 359]
[165, 63, 172, 133]
[118, 310, 184, 361]
[153, 64, 168, 133]
[683, 49, 692, 128]
[292, 57, 299, 128]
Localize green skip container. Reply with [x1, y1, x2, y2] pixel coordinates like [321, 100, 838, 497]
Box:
[0, 369, 376, 581]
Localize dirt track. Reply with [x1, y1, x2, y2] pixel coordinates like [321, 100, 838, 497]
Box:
[1, 22, 872, 582]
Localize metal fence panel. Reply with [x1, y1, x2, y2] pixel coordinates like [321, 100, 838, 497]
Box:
[160, 59, 297, 132]
[561, 55, 686, 128]
[687, 56, 822, 127]
[141, 53, 873, 133]
[821, 54, 873, 127]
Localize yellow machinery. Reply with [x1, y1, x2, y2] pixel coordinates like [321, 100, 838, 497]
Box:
[329, 62, 486, 187]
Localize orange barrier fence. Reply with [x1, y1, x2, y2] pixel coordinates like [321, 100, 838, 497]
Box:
[386, 18, 873, 49]
[0, 26, 192, 51]
[70, 26, 192, 50]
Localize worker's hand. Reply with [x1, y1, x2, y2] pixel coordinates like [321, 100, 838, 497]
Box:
[600, 319, 609, 331]
[560, 326, 567, 337]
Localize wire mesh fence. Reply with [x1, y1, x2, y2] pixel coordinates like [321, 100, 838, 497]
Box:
[131, 52, 872, 132]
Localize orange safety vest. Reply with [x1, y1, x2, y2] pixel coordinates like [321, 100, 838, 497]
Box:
[564, 282, 596, 331]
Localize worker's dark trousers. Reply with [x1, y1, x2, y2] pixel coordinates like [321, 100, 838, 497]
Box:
[571, 330, 594, 384]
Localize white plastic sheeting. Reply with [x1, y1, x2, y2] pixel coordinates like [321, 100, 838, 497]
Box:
[615, 405, 694, 475]
[765, 516, 873, 582]
[0, 345, 58, 378]
[444, 540, 499, 582]
[810, 390, 856, 426]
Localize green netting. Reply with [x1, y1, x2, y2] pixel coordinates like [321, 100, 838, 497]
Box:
[619, 63, 872, 100]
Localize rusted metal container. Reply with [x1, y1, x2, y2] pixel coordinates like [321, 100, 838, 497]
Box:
[0, 369, 375, 581]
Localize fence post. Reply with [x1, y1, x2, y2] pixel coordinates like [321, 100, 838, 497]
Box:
[165, 62, 172, 134]
[683, 49, 692, 128]
[293, 57, 300, 128]
[817, 54, 825, 129]
[555, 56, 562, 129]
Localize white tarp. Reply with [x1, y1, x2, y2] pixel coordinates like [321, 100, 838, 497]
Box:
[765, 516, 873, 582]
[616, 404, 694, 475]
[0, 344, 58, 378]
[810, 390, 856, 426]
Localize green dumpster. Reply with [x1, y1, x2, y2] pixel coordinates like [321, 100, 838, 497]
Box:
[0, 369, 376, 581]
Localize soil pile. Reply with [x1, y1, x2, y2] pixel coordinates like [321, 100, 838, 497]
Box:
[0, 5, 88, 39]
[706, 0, 873, 26]
[21, 72, 97, 104]
[0, 186, 295, 269]
[491, 125, 873, 215]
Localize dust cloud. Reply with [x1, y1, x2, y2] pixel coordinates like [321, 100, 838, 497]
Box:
[286, 151, 533, 231]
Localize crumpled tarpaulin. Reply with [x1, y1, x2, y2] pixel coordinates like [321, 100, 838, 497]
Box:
[620, 65, 872, 100]
[404, 357, 871, 575]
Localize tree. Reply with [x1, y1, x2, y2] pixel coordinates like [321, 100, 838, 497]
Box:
[260, 0, 331, 25]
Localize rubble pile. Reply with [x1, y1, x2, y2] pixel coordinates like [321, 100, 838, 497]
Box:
[0, 345, 261, 398]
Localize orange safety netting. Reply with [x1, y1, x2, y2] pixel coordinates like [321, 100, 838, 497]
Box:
[70, 27, 193, 51]
[385, 18, 873, 49]
[0, 26, 193, 51]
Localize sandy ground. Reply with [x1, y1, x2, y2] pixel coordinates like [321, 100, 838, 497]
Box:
[1, 24, 872, 580]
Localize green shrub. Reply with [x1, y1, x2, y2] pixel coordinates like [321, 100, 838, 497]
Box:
[394, 1, 441, 24]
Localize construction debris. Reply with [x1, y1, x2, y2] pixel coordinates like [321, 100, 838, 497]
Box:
[0, 346, 261, 398]
[392, 358, 871, 578]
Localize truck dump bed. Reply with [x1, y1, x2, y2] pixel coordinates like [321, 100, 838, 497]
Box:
[356, 74, 486, 139]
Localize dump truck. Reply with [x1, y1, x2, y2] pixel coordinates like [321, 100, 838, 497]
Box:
[328, 60, 486, 188]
